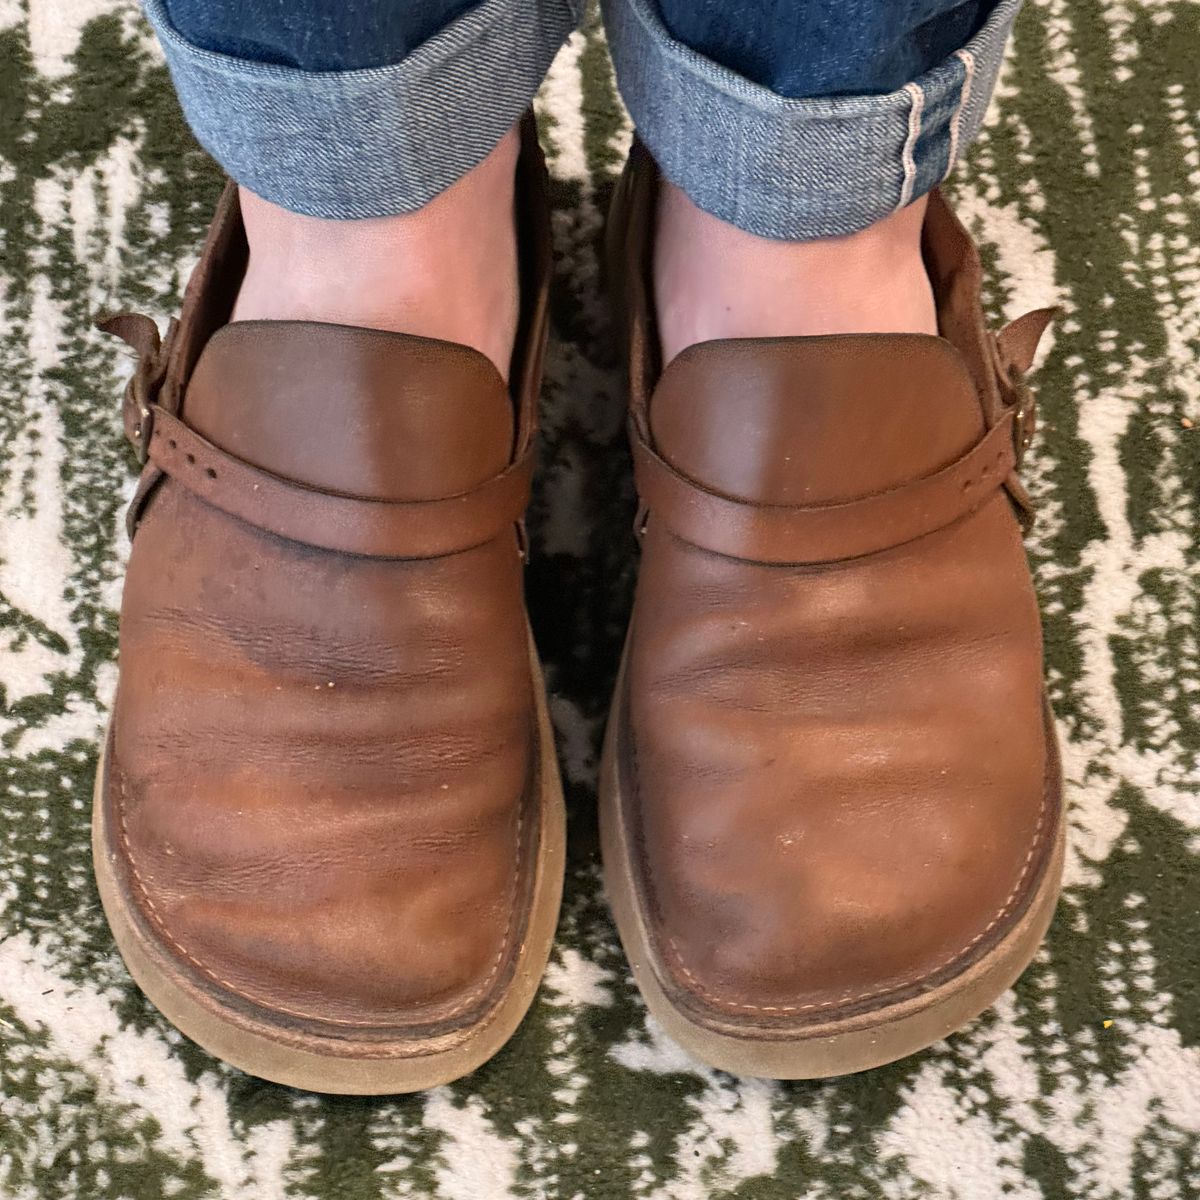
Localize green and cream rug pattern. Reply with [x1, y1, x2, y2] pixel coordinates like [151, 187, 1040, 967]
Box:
[1, 2, 1198, 1197]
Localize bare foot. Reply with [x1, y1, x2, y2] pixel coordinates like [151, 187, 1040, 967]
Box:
[233, 127, 520, 379]
[655, 184, 937, 365]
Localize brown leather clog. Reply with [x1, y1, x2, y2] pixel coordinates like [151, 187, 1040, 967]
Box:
[94, 116, 564, 1094]
[601, 143, 1063, 1078]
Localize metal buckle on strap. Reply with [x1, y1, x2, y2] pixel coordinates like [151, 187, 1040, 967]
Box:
[1010, 374, 1038, 468]
[990, 307, 1057, 538]
[125, 372, 155, 465]
[96, 312, 176, 465]
[993, 355, 1039, 532]
[632, 501, 650, 540]
[992, 333, 1037, 468]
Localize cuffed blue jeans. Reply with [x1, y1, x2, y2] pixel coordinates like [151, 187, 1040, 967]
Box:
[147, 0, 1020, 239]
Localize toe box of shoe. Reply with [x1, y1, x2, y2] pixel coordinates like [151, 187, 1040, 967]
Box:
[107, 486, 536, 1033]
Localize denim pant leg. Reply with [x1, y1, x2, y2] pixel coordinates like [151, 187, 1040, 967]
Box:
[145, 0, 582, 217]
[162, 0, 485, 71]
[604, 0, 1021, 240]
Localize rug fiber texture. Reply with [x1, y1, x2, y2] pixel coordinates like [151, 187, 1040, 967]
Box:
[0, 2, 1198, 1197]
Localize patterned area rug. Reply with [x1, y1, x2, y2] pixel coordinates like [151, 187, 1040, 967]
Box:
[2, 3, 1199, 1197]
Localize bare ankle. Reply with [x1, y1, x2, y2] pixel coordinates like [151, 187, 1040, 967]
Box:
[233, 128, 521, 379]
[654, 184, 937, 365]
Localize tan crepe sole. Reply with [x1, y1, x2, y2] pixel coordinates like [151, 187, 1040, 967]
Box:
[93, 630, 565, 1094]
[599, 653, 1065, 1080]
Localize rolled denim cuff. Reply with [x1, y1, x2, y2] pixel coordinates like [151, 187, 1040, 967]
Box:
[603, 0, 1020, 240]
[144, 0, 582, 218]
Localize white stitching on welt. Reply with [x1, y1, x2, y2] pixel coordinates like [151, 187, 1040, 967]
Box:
[946, 49, 977, 178]
[897, 82, 925, 210]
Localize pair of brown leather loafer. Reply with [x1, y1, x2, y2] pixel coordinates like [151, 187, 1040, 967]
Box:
[94, 117, 1063, 1092]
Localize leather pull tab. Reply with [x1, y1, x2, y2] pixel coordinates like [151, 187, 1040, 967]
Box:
[997, 306, 1058, 375]
[96, 311, 161, 360]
